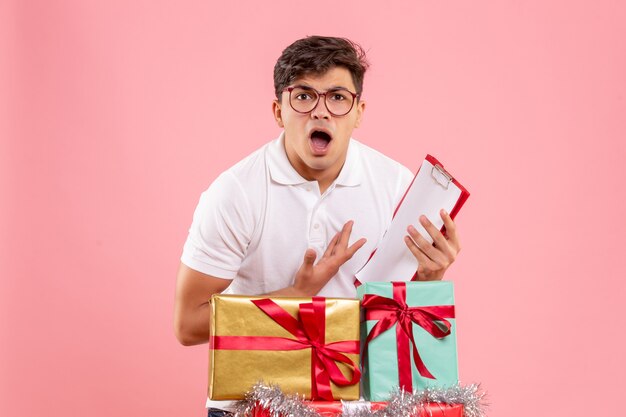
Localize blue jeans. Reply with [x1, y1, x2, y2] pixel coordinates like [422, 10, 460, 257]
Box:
[208, 409, 232, 417]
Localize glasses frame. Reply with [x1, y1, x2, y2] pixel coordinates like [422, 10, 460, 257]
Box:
[283, 85, 361, 117]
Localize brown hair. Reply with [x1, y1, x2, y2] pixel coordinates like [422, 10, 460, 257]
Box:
[273, 36, 370, 100]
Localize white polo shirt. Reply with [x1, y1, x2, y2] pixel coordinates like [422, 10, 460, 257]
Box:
[181, 133, 414, 299]
[181, 133, 414, 410]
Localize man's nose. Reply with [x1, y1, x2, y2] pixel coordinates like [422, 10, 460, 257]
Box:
[310, 95, 330, 120]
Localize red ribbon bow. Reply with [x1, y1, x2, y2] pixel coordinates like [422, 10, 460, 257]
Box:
[211, 297, 361, 401]
[361, 282, 455, 392]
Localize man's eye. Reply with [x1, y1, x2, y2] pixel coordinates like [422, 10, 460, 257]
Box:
[329, 91, 349, 101]
[293, 90, 316, 101]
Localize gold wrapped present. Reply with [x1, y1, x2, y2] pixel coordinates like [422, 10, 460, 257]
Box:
[208, 295, 360, 400]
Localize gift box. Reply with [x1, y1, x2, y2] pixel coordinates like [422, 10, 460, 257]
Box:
[208, 295, 361, 400]
[251, 400, 463, 417]
[250, 401, 386, 417]
[357, 281, 458, 401]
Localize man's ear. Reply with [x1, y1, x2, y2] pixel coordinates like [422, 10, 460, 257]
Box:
[272, 100, 284, 128]
[354, 99, 366, 128]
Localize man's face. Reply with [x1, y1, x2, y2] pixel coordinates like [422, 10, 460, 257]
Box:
[272, 66, 365, 185]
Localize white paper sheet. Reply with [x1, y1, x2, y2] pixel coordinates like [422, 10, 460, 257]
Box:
[355, 158, 463, 283]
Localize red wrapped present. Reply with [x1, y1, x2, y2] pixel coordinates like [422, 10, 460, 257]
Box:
[251, 400, 463, 417]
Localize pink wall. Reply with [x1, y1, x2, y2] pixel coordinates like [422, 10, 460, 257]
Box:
[2, 1, 625, 416]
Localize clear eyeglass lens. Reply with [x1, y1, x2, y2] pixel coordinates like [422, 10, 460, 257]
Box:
[290, 87, 354, 116]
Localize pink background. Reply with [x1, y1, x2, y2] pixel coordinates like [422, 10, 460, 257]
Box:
[2, 1, 625, 416]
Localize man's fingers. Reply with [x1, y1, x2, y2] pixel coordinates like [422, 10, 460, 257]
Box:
[346, 237, 367, 259]
[322, 233, 340, 259]
[415, 212, 460, 261]
[302, 249, 317, 269]
[418, 215, 449, 252]
[407, 225, 448, 266]
[440, 209, 461, 252]
[403, 211, 460, 282]
[337, 220, 354, 248]
[335, 221, 367, 260]
[404, 235, 440, 271]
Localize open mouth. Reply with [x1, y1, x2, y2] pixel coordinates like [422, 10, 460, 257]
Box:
[309, 130, 332, 154]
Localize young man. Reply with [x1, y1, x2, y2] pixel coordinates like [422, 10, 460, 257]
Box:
[174, 36, 461, 415]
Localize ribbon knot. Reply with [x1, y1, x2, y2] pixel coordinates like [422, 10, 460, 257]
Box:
[250, 297, 361, 400]
[309, 340, 322, 350]
[361, 282, 455, 392]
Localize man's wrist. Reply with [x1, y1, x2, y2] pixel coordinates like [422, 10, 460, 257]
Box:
[265, 285, 309, 297]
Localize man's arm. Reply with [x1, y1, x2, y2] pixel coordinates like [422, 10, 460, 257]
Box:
[174, 264, 232, 346]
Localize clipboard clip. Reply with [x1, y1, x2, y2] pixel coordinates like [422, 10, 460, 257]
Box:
[431, 163, 453, 190]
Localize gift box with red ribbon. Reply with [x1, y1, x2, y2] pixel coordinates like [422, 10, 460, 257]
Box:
[357, 281, 459, 401]
[208, 295, 361, 400]
[251, 400, 463, 417]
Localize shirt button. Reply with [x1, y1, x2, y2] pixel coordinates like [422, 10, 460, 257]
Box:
[313, 223, 320, 230]
[305, 186, 312, 192]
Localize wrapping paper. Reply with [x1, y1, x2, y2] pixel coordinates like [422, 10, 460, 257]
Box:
[208, 295, 360, 400]
[250, 401, 463, 417]
[357, 282, 459, 401]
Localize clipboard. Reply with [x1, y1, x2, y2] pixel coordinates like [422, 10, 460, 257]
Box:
[355, 155, 470, 283]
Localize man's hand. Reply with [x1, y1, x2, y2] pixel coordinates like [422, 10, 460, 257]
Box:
[292, 220, 366, 296]
[404, 209, 460, 281]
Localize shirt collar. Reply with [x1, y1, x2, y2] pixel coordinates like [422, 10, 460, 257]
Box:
[267, 131, 363, 187]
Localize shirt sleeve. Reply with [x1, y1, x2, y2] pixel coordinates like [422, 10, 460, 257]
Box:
[180, 171, 254, 279]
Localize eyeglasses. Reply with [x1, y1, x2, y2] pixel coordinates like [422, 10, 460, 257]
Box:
[283, 85, 360, 117]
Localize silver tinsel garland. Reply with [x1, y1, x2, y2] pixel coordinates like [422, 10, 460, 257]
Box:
[233, 383, 487, 417]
